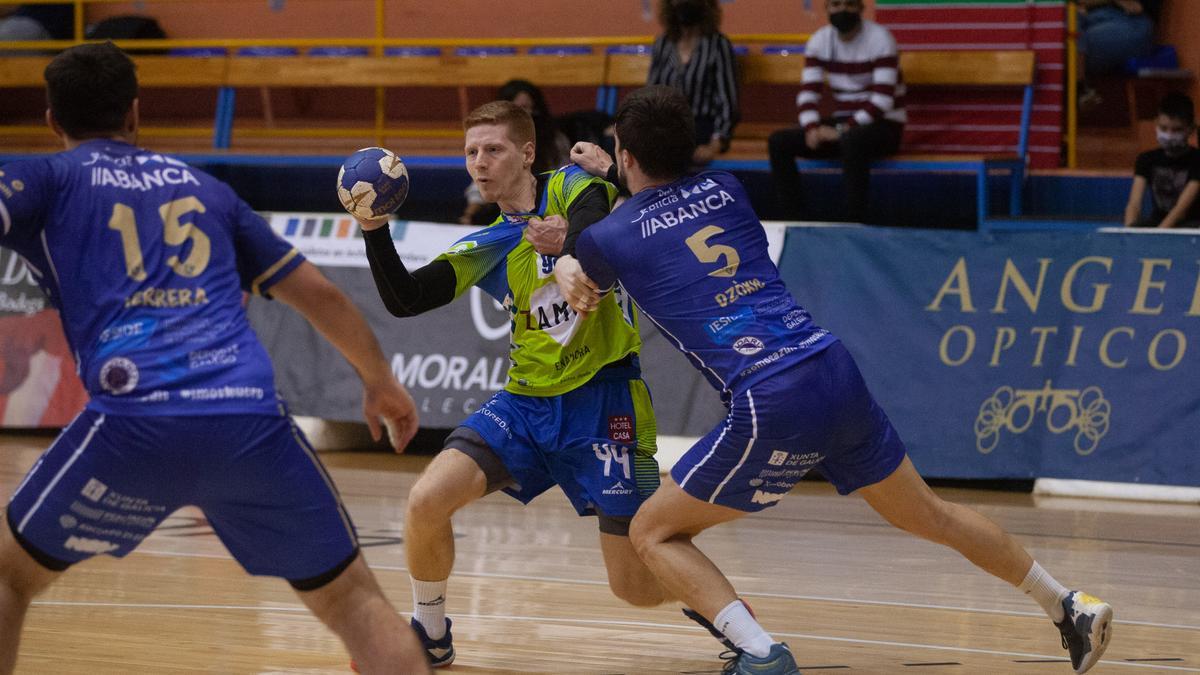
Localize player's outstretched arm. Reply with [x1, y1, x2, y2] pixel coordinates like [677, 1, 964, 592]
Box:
[270, 261, 419, 452]
[356, 216, 457, 318]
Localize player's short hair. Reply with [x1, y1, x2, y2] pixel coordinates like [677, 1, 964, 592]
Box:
[44, 41, 138, 139]
[463, 100, 536, 147]
[614, 85, 695, 180]
[1159, 92, 1195, 126]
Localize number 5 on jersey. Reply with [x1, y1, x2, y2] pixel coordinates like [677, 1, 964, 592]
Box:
[107, 197, 211, 281]
[685, 225, 739, 278]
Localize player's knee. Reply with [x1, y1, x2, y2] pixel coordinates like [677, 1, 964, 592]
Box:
[628, 516, 676, 562]
[0, 526, 62, 600]
[889, 496, 953, 543]
[404, 477, 459, 525]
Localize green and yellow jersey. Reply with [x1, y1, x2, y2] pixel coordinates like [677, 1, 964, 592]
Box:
[436, 164, 641, 397]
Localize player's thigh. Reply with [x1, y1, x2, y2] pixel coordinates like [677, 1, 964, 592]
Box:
[198, 415, 359, 583]
[803, 342, 907, 496]
[856, 455, 945, 535]
[0, 512, 60, 597]
[5, 411, 188, 571]
[293, 549, 374, 620]
[628, 478, 747, 557]
[554, 376, 661, 520]
[409, 441, 490, 515]
[597, 530, 661, 596]
[449, 392, 558, 506]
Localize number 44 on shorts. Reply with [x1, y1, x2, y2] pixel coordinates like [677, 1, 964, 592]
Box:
[593, 442, 631, 480]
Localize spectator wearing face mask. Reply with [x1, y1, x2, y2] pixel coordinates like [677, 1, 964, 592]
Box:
[767, 0, 905, 223]
[1125, 92, 1200, 229]
[648, 0, 739, 166]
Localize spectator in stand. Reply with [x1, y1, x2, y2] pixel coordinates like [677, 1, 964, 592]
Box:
[1076, 0, 1160, 108]
[0, 3, 73, 42]
[1078, 0, 1159, 77]
[460, 79, 571, 225]
[767, 0, 905, 224]
[497, 78, 571, 173]
[1124, 92, 1200, 228]
[648, 0, 739, 166]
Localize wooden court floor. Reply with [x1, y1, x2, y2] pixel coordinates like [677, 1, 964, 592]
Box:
[2, 432, 1197, 674]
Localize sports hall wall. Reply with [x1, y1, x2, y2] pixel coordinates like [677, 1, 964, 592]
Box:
[85, 1, 850, 39]
[75, 1, 845, 129]
[1158, 2, 1200, 101]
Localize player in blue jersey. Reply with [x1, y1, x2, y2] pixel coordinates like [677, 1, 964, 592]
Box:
[554, 86, 1114, 675]
[0, 43, 430, 673]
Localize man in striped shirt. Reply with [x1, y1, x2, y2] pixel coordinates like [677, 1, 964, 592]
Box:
[768, 0, 905, 223]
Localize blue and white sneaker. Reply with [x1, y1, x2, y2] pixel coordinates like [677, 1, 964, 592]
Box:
[1055, 591, 1113, 674]
[411, 617, 455, 668]
[721, 642, 801, 674]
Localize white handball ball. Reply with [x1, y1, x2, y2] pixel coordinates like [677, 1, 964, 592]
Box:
[336, 147, 410, 220]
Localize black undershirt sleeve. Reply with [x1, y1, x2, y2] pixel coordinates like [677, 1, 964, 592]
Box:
[562, 183, 612, 257]
[363, 226, 457, 317]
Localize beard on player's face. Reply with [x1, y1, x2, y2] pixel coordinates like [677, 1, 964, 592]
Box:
[613, 138, 630, 192]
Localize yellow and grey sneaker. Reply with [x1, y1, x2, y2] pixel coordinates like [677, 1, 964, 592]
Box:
[720, 642, 801, 675]
[1055, 591, 1113, 673]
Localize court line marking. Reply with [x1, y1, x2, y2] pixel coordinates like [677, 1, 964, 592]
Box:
[127, 547, 1200, 633]
[25, 601, 1200, 672]
[748, 514, 1200, 550]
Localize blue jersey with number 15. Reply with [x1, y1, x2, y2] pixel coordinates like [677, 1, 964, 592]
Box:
[575, 170, 835, 399]
[0, 140, 303, 416]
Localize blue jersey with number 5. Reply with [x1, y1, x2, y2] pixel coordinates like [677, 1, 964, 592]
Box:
[575, 170, 835, 398]
[0, 140, 303, 416]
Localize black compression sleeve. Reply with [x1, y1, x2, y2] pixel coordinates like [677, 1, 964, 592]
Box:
[562, 184, 612, 256]
[363, 226, 457, 316]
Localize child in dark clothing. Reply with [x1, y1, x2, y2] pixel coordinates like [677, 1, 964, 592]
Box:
[1125, 92, 1200, 228]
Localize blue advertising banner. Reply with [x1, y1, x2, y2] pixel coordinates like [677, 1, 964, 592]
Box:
[778, 226, 1200, 487]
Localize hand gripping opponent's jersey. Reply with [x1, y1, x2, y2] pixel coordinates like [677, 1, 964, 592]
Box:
[436, 164, 641, 397]
[575, 170, 836, 398]
[0, 140, 303, 416]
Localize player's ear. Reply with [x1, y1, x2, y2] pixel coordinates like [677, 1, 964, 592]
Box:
[620, 147, 635, 172]
[522, 140, 535, 170]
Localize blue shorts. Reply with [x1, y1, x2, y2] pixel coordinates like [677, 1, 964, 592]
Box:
[454, 371, 660, 520]
[6, 409, 358, 582]
[673, 340, 906, 511]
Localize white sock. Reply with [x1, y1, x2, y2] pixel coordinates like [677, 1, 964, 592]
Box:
[411, 578, 448, 639]
[1018, 561, 1070, 623]
[714, 599, 775, 658]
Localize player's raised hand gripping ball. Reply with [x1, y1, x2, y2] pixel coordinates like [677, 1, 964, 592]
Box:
[337, 147, 410, 220]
